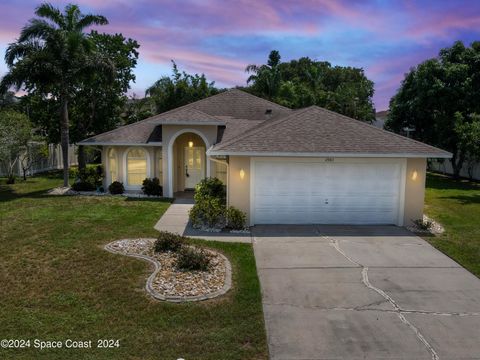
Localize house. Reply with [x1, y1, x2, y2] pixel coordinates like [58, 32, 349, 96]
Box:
[79, 89, 451, 226]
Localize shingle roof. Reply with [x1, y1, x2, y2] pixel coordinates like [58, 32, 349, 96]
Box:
[146, 107, 225, 125]
[79, 89, 287, 145]
[187, 88, 292, 121]
[210, 106, 451, 157]
[80, 121, 160, 145]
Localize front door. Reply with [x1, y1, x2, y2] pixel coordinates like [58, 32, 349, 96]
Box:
[184, 147, 205, 189]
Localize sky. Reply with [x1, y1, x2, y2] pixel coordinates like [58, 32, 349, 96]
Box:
[1, 1, 479, 111]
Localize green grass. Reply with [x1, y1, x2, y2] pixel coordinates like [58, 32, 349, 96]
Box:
[0, 172, 267, 360]
[424, 172, 480, 277]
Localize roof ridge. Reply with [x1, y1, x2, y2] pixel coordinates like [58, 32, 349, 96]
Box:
[146, 106, 222, 123]
[226, 88, 292, 111]
[213, 106, 314, 150]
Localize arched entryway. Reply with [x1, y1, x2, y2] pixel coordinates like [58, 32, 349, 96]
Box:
[167, 130, 210, 197]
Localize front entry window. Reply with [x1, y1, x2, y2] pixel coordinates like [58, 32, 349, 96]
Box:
[108, 148, 118, 183]
[127, 148, 147, 186]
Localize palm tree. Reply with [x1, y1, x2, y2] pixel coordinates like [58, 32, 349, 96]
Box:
[0, 3, 109, 186]
[245, 50, 282, 99]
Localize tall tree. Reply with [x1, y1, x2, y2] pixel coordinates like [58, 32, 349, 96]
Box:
[146, 61, 221, 114]
[0, 3, 110, 186]
[70, 31, 139, 169]
[245, 50, 282, 99]
[386, 41, 480, 178]
[245, 51, 375, 122]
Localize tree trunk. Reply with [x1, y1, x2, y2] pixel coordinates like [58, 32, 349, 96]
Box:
[451, 150, 465, 179]
[78, 145, 86, 171]
[60, 96, 70, 187]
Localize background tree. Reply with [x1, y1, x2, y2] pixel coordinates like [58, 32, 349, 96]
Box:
[0, 110, 32, 183]
[0, 3, 110, 186]
[455, 113, 480, 179]
[245, 51, 375, 122]
[70, 31, 139, 170]
[146, 61, 221, 114]
[245, 50, 282, 99]
[387, 41, 480, 178]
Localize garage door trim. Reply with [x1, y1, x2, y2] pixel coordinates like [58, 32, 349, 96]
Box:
[249, 157, 406, 226]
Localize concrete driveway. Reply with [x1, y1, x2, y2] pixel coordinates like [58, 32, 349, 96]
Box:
[252, 225, 480, 360]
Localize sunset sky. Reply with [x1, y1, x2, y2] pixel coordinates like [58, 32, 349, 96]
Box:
[1, 0, 479, 110]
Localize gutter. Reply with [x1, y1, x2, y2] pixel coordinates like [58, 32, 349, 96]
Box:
[206, 149, 452, 159]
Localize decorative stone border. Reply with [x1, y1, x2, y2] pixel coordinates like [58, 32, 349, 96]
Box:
[104, 239, 232, 302]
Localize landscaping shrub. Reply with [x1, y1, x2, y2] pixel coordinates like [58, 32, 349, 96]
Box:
[108, 181, 125, 194]
[154, 231, 185, 252]
[72, 180, 96, 191]
[194, 177, 226, 204]
[189, 197, 226, 229]
[142, 177, 162, 196]
[177, 246, 211, 271]
[6, 175, 15, 184]
[226, 206, 247, 230]
[71, 165, 103, 191]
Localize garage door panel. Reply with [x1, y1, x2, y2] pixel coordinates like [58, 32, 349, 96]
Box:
[253, 160, 402, 225]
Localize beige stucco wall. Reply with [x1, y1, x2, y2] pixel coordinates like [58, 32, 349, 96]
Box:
[227, 156, 428, 227]
[403, 157, 427, 226]
[227, 156, 251, 222]
[162, 125, 218, 196]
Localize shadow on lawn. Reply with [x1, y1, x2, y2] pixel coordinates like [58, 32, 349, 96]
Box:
[440, 194, 480, 205]
[427, 172, 480, 191]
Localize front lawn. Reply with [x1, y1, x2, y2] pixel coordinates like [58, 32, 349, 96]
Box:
[424, 172, 480, 277]
[0, 172, 267, 360]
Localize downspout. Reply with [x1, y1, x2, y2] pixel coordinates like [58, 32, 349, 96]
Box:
[209, 156, 229, 208]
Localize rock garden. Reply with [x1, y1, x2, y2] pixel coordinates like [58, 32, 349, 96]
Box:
[105, 231, 232, 302]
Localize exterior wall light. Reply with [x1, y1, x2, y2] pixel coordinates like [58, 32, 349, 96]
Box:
[240, 169, 245, 180]
[411, 170, 418, 181]
[188, 141, 193, 148]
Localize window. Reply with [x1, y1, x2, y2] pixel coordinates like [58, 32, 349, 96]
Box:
[156, 148, 163, 184]
[108, 148, 118, 183]
[127, 148, 147, 186]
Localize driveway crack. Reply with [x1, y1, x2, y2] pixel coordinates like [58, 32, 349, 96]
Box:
[325, 236, 440, 360]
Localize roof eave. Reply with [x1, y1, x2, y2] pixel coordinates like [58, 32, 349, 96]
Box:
[78, 141, 163, 146]
[206, 149, 453, 159]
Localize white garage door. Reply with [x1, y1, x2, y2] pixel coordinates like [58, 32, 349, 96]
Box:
[252, 159, 404, 225]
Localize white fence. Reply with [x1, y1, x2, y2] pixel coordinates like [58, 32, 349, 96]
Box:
[429, 159, 480, 181]
[0, 143, 78, 177]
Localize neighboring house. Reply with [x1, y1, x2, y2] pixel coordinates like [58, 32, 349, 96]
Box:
[0, 143, 77, 177]
[373, 110, 388, 129]
[80, 89, 451, 226]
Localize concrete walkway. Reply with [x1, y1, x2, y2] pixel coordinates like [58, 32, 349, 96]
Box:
[154, 199, 252, 243]
[253, 225, 480, 360]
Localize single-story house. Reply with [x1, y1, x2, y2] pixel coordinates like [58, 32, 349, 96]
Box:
[80, 89, 451, 226]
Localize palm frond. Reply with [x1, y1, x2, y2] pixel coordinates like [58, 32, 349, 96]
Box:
[35, 3, 65, 27]
[18, 19, 56, 42]
[76, 15, 108, 31]
[4, 41, 43, 66]
[245, 64, 259, 73]
[65, 4, 81, 31]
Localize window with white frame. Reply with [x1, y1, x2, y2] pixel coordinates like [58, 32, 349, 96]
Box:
[127, 148, 147, 186]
